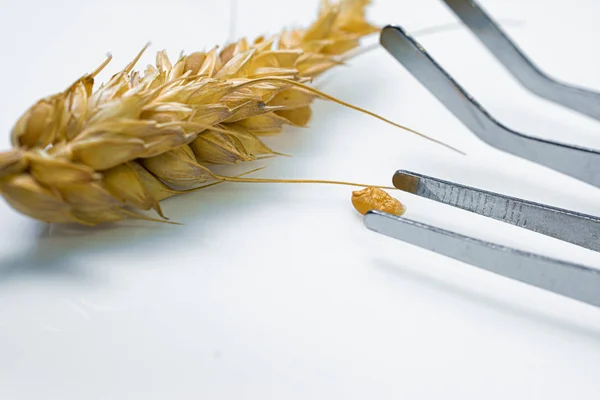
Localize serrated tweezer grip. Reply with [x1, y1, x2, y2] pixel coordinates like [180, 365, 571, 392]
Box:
[393, 170, 600, 252]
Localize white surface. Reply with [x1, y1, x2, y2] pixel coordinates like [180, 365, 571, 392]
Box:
[1, 0, 600, 398]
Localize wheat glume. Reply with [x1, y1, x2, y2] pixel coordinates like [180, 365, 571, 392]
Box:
[0, 0, 449, 225]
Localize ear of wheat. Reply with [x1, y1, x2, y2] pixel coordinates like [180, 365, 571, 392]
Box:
[0, 0, 446, 226]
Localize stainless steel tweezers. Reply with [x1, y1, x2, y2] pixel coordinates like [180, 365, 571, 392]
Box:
[364, 0, 600, 308]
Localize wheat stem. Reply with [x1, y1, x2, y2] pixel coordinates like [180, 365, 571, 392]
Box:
[214, 174, 396, 190]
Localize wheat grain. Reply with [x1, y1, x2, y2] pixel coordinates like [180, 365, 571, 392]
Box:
[351, 187, 405, 216]
[0, 0, 444, 225]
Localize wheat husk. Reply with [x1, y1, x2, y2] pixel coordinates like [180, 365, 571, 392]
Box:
[0, 0, 443, 225]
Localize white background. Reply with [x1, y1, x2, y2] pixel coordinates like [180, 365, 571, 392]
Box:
[1, 0, 600, 398]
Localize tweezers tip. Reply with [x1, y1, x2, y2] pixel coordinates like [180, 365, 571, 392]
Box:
[363, 210, 386, 230]
[363, 209, 378, 224]
[380, 25, 410, 45]
[392, 170, 420, 194]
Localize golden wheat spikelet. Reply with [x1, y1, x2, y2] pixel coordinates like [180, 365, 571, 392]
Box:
[0, 0, 447, 226]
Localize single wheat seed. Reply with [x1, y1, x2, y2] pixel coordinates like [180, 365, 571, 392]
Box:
[351, 187, 405, 216]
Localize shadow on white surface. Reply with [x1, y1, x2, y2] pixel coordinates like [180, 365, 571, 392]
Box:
[0, 181, 282, 283]
[373, 257, 600, 341]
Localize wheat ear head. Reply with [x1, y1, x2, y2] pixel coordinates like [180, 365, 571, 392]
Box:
[0, 0, 437, 225]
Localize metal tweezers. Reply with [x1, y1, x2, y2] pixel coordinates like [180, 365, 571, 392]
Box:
[364, 0, 600, 308]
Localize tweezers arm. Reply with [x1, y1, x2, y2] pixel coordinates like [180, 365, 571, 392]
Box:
[442, 0, 600, 121]
[364, 211, 600, 308]
[380, 25, 600, 188]
[393, 171, 600, 252]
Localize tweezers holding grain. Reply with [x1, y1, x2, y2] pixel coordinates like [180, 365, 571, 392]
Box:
[367, 10, 600, 308]
[362, 169, 600, 308]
